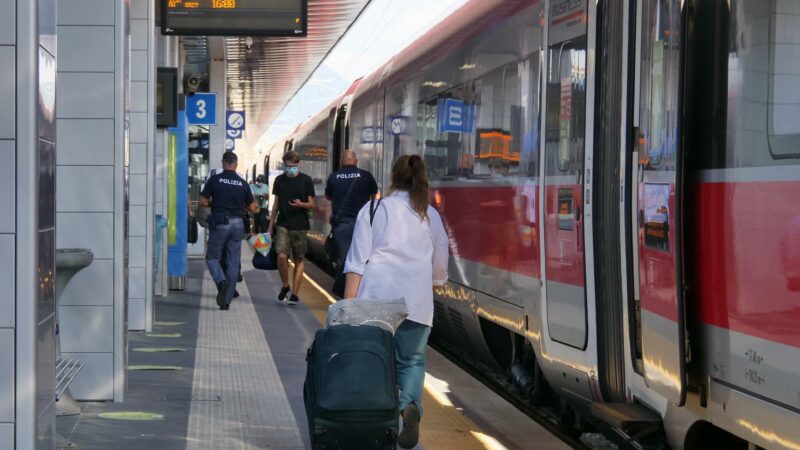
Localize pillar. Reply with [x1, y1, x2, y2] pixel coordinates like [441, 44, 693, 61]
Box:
[56, 0, 130, 402]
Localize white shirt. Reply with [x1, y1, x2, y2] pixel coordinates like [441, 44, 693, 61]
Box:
[344, 191, 449, 327]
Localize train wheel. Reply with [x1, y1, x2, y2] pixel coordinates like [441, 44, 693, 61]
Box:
[510, 338, 550, 406]
[556, 399, 576, 434]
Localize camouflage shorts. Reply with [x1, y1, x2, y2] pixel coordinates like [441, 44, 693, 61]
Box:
[274, 226, 308, 260]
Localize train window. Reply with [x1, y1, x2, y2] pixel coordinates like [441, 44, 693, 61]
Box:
[765, 2, 800, 159]
[708, 0, 800, 168]
[545, 39, 587, 175]
[415, 56, 540, 183]
[637, 0, 678, 170]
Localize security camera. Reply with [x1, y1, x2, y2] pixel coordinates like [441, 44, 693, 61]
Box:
[183, 75, 202, 94]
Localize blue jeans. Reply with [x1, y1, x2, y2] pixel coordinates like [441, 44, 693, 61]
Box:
[206, 216, 245, 305]
[395, 320, 431, 416]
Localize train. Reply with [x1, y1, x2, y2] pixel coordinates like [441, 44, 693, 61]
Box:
[258, 0, 800, 448]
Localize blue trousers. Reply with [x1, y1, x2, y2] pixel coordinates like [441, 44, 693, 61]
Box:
[395, 320, 432, 416]
[206, 217, 245, 305]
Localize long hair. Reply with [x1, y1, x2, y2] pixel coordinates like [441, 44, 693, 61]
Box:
[390, 154, 429, 221]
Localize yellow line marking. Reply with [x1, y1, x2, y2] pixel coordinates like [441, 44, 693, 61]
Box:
[470, 432, 510, 450]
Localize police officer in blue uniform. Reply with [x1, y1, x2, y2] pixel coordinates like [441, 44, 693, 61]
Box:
[324, 149, 378, 265]
[199, 152, 259, 310]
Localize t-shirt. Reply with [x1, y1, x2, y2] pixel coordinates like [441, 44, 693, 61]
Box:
[272, 173, 315, 230]
[200, 170, 254, 217]
[250, 183, 269, 208]
[324, 165, 378, 224]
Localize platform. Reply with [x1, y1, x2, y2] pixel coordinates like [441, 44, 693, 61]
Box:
[56, 248, 570, 450]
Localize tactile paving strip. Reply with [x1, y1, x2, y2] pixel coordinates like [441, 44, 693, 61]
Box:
[185, 268, 305, 449]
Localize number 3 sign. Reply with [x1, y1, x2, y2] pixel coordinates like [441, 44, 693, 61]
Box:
[186, 93, 217, 125]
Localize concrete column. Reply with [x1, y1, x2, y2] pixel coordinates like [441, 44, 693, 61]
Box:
[208, 36, 227, 166]
[56, 0, 130, 402]
[1, 0, 58, 447]
[128, 0, 157, 332]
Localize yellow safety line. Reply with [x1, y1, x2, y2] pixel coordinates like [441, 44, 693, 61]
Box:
[291, 263, 507, 450]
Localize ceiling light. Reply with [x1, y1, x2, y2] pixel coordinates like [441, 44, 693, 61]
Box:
[422, 81, 447, 88]
[459, 63, 476, 70]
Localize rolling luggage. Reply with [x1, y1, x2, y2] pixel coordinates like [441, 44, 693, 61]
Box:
[304, 324, 399, 450]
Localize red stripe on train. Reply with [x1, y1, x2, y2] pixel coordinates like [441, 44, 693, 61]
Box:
[689, 180, 800, 349]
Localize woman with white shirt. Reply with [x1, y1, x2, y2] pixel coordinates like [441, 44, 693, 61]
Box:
[343, 154, 449, 449]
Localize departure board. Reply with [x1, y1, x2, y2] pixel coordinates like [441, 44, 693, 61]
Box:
[162, 0, 307, 36]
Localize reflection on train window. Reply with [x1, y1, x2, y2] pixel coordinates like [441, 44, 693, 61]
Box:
[415, 55, 540, 182]
[545, 39, 587, 175]
[557, 188, 574, 231]
[638, 0, 678, 170]
[293, 123, 329, 194]
[689, 0, 800, 169]
[643, 183, 670, 251]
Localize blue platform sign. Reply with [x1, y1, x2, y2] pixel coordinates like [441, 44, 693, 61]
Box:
[437, 98, 475, 134]
[226, 111, 246, 131]
[225, 138, 236, 151]
[227, 128, 243, 139]
[186, 93, 217, 125]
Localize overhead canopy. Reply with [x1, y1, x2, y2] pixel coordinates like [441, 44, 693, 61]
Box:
[224, 0, 371, 147]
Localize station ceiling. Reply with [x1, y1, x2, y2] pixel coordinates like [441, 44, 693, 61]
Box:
[224, 0, 371, 147]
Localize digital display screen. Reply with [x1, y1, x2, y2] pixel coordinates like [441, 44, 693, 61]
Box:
[162, 0, 307, 36]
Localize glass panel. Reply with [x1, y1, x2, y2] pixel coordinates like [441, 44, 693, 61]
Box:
[767, 0, 800, 159]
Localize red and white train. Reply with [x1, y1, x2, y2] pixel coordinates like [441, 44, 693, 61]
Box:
[263, 0, 800, 447]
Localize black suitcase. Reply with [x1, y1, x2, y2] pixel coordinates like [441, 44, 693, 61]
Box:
[304, 324, 399, 450]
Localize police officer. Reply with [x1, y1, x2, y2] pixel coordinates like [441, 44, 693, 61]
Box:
[324, 149, 378, 265]
[199, 152, 259, 310]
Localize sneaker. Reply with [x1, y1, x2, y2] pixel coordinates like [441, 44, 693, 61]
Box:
[398, 404, 420, 449]
[221, 304, 230, 311]
[287, 294, 300, 306]
[216, 281, 229, 308]
[276, 286, 290, 304]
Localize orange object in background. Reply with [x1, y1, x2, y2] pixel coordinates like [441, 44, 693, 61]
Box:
[477, 130, 520, 162]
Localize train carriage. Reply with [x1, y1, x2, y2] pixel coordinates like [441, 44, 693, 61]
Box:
[264, 0, 800, 448]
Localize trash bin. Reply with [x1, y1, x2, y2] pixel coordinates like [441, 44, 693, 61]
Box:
[55, 248, 93, 417]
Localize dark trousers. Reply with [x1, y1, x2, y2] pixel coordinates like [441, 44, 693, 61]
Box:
[252, 209, 269, 233]
[333, 221, 356, 265]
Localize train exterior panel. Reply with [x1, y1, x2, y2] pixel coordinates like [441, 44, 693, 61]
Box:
[264, 0, 800, 447]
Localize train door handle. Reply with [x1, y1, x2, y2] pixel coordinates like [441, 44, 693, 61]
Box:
[574, 205, 582, 222]
[638, 209, 644, 227]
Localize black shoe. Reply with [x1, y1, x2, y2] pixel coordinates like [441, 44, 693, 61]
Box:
[398, 404, 420, 449]
[216, 281, 229, 308]
[220, 304, 230, 311]
[237, 272, 243, 282]
[287, 294, 300, 306]
[233, 290, 240, 298]
[277, 286, 290, 304]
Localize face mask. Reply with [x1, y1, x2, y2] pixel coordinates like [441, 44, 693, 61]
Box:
[286, 166, 299, 177]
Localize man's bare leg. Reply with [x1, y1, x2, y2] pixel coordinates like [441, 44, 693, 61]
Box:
[292, 258, 305, 297]
[278, 253, 290, 287]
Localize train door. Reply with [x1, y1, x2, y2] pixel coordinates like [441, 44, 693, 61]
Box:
[631, 0, 687, 405]
[331, 105, 346, 172]
[542, 0, 590, 350]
